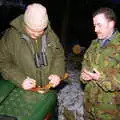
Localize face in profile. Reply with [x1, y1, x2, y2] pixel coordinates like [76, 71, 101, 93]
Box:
[93, 13, 115, 40]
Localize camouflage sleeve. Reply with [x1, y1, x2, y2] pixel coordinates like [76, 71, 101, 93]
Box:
[95, 69, 120, 92]
[80, 42, 94, 84]
[80, 54, 89, 84]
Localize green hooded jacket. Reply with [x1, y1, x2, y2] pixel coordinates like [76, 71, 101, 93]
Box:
[0, 15, 65, 88]
[80, 31, 120, 119]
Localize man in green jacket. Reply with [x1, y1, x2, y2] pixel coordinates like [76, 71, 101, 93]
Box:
[80, 8, 120, 120]
[0, 3, 65, 90]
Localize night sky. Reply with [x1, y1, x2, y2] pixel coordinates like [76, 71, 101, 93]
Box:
[0, 0, 120, 53]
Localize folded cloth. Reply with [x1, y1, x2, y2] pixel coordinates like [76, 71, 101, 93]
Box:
[0, 115, 17, 120]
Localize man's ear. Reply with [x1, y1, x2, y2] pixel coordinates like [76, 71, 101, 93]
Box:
[109, 20, 115, 28]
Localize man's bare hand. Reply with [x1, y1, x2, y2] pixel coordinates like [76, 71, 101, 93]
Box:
[22, 77, 36, 90]
[48, 74, 61, 87]
[81, 68, 100, 81]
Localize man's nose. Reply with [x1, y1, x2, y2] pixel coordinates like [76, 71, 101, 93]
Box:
[95, 26, 99, 32]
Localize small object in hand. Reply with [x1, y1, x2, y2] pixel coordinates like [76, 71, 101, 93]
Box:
[30, 73, 69, 93]
[92, 70, 96, 73]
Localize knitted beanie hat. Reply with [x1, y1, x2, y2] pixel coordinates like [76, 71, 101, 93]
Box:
[24, 3, 48, 30]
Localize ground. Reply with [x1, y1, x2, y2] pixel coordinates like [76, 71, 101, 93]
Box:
[57, 53, 84, 120]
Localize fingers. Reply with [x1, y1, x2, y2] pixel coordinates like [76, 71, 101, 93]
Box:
[22, 77, 36, 90]
[81, 68, 100, 81]
[81, 71, 93, 81]
[48, 74, 60, 87]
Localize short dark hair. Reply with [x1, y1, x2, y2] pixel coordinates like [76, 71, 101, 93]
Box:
[93, 7, 116, 22]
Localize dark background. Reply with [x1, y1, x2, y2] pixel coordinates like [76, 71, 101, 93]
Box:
[0, 0, 120, 54]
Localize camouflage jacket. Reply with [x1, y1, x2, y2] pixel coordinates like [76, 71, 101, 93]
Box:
[80, 31, 120, 119]
[0, 15, 65, 88]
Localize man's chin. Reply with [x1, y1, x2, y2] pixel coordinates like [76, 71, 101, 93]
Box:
[31, 36, 40, 40]
[31, 37, 37, 39]
[97, 36, 103, 39]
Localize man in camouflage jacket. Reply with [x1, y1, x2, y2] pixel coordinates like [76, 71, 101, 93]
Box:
[0, 3, 65, 90]
[80, 8, 120, 120]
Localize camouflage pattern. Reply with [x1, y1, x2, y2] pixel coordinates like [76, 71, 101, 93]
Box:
[80, 31, 120, 120]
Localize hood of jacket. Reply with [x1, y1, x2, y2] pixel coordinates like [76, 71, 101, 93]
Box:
[10, 15, 25, 34]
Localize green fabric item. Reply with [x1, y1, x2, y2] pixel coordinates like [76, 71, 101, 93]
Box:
[0, 77, 15, 103]
[0, 79, 57, 120]
[0, 115, 17, 120]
